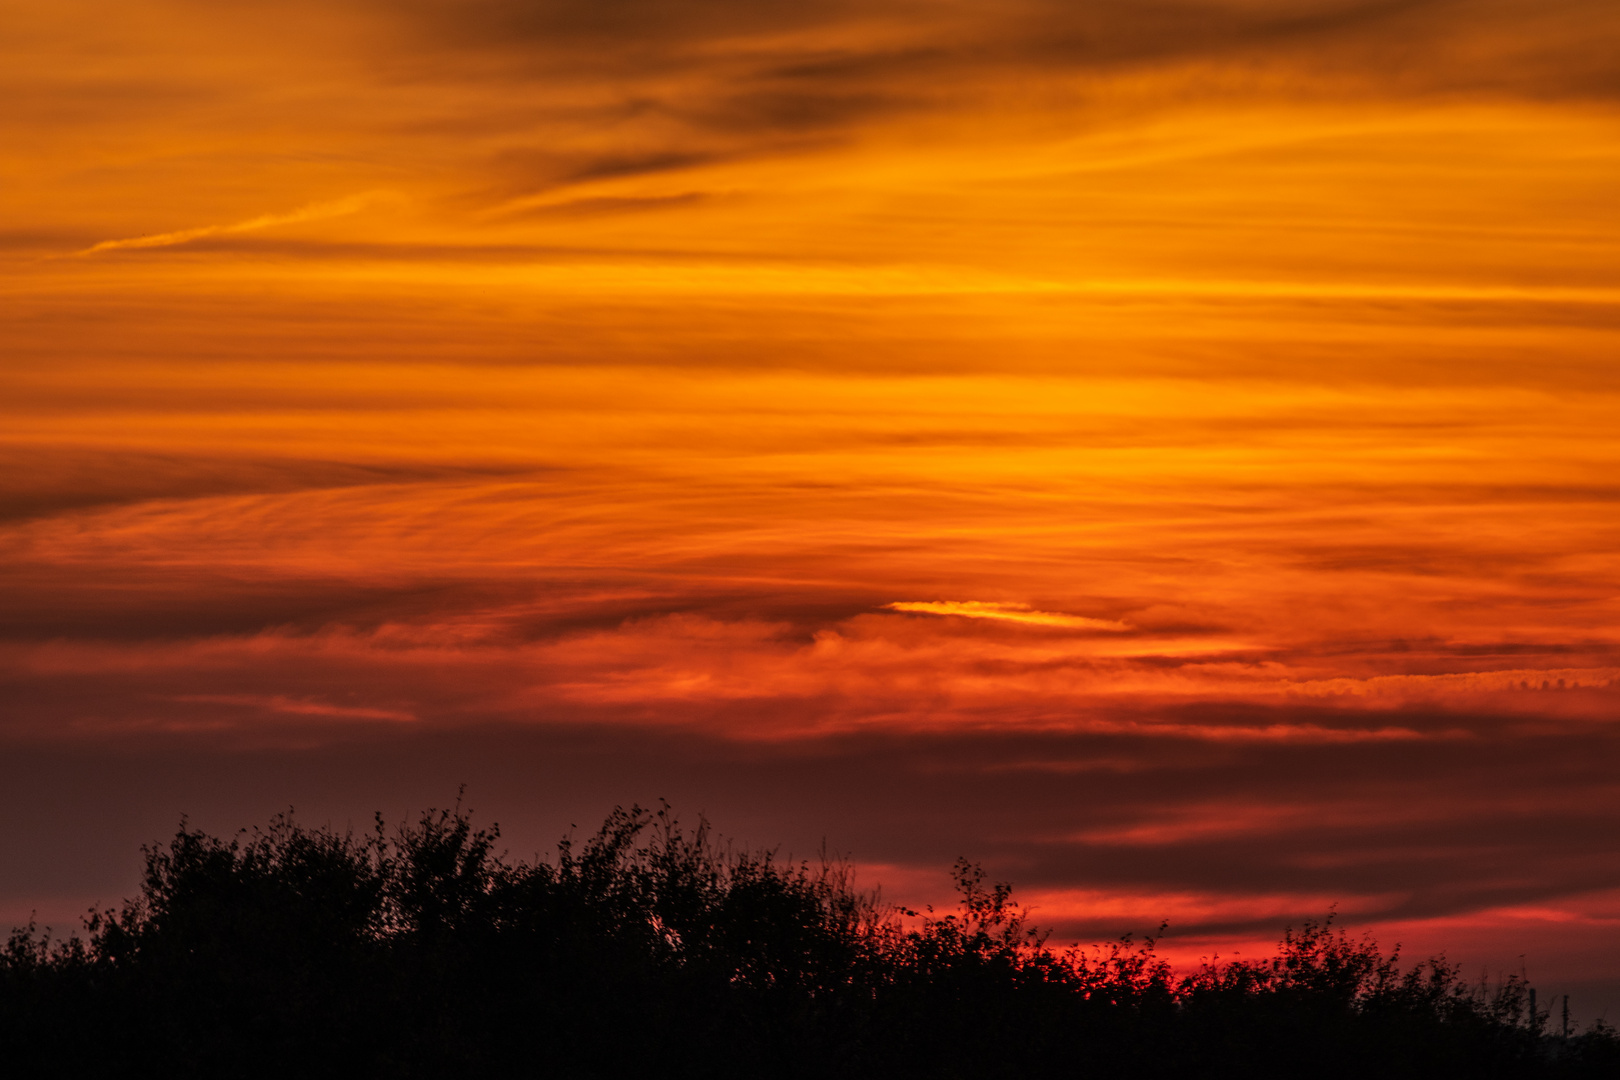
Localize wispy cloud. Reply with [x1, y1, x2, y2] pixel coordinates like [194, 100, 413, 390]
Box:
[170, 693, 417, 723]
[886, 601, 1132, 631]
[79, 191, 395, 255]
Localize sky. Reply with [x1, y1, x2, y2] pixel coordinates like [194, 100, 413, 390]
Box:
[4, 0, 1620, 1017]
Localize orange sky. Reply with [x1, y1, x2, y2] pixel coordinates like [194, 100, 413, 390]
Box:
[4, 0, 1620, 1016]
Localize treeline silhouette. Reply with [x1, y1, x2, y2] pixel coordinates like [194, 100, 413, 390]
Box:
[3, 801, 1616, 1079]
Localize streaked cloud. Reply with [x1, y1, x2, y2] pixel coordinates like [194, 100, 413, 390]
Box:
[79, 191, 397, 255]
[885, 601, 1132, 631]
[169, 694, 418, 723]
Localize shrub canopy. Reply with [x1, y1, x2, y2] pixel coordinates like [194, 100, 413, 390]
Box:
[4, 801, 1615, 1079]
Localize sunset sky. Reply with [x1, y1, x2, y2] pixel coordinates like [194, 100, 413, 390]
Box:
[5, 0, 1620, 1015]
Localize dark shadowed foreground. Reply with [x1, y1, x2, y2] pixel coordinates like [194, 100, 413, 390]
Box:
[4, 803, 1615, 1080]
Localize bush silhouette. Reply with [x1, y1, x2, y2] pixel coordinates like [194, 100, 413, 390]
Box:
[3, 799, 1616, 1079]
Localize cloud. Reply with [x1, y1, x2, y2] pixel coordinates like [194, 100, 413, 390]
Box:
[375, 0, 1620, 108]
[886, 601, 1132, 631]
[169, 693, 417, 723]
[79, 191, 396, 255]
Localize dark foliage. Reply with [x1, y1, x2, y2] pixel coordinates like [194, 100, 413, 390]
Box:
[4, 800, 1616, 1079]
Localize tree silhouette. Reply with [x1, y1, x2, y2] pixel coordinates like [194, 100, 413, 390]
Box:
[2, 799, 1615, 1079]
